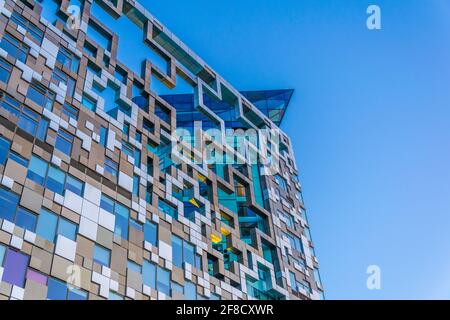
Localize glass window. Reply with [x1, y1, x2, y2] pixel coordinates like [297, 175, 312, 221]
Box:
[280, 211, 294, 229]
[9, 152, 28, 167]
[184, 242, 195, 267]
[57, 218, 77, 241]
[109, 291, 123, 300]
[0, 91, 50, 140]
[121, 141, 133, 157]
[146, 185, 152, 204]
[275, 174, 287, 192]
[47, 278, 67, 300]
[27, 83, 55, 110]
[46, 166, 65, 195]
[93, 245, 110, 267]
[143, 118, 154, 133]
[129, 219, 143, 232]
[82, 94, 96, 111]
[289, 272, 297, 291]
[66, 175, 83, 196]
[144, 220, 157, 246]
[55, 129, 73, 156]
[18, 106, 40, 135]
[158, 198, 177, 219]
[100, 194, 114, 213]
[0, 244, 5, 265]
[99, 126, 108, 147]
[185, 281, 197, 300]
[27, 156, 48, 185]
[134, 149, 141, 168]
[0, 57, 12, 83]
[15, 207, 37, 232]
[195, 254, 202, 271]
[127, 260, 141, 273]
[0, 33, 29, 62]
[66, 77, 76, 97]
[67, 288, 88, 300]
[172, 235, 183, 268]
[36, 209, 58, 242]
[132, 175, 139, 196]
[156, 267, 170, 296]
[62, 103, 78, 120]
[51, 68, 68, 87]
[36, 117, 49, 141]
[142, 260, 156, 289]
[286, 232, 303, 254]
[0, 135, 11, 165]
[172, 235, 196, 268]
[2, 249, 29, 287]
[114, 203, 129, 240]
[0, 92, 48, 138]
[0, 93, 20, 117]
[100, 194, 129, 240]
[171, 281, 184, 295]
[0, 187, 19, 222]
[11, 11, 43, 42]
[210, 293, 221, 300]
[114, 67, 127, 84]
[314, 268, 322, 287]
[123, 122, 130, 136]
[104, 157, 118, 177]
[56, 47, 79, 73]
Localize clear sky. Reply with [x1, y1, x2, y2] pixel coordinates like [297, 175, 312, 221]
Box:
[142, 0, 450, 299]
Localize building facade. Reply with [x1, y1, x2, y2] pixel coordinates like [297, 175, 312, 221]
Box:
[0, 0, 323, 300]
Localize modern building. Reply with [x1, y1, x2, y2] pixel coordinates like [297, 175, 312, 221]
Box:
[0, 0, 323, 300]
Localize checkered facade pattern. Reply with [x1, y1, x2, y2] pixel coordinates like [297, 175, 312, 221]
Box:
[0, 0, 323, 300]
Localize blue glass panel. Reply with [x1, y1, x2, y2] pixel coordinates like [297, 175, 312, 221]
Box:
[100, 194, 114, 213]
[185, 281, 197, 300]
[0, 136, 11, 165]
[17, 113, 38, 136]
[114, 215, 128, 240]
[172, 235, 183, 268]
[144, 221, 157, 246]
[57, 218, 77, 241]
[46, 166, 65, 194]
[0, 187, 18, 222]
[47, 278, 67, 300]
[114, 203, 128, 218]
[127, 260, 141, 273]
[27, 156, 48, 185]
[66, 175, 83, 196]
[142, 260, 156, 289]
[99, 126, 108, 147]
[36, 118, 48, 141]
[81, 95, 96, 111]
[36, 209, 58, 242]
[132, 175, 139, 196]
[55, 131, 73, 155]
[93, 245, 110, 267]
[0, 244, 5, 265]
[9, 152, 28, 167]
[15, 208, 37, 231]
[156, 267, 170, 296]
[67, 288, 87, 300]
[184, 242, 195, 267]
[109, 291, 123, 300]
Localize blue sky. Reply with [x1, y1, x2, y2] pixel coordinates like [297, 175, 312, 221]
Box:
[143, 0, 450, 299]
